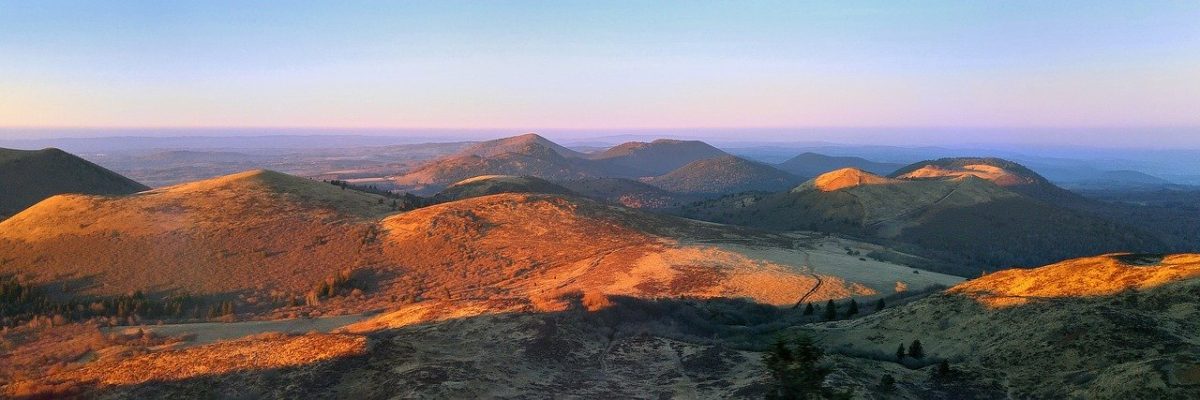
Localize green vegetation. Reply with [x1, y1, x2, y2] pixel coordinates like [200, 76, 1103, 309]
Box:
[763, 334, 846, 399]
[324, 179, 425, 210]
[844, 299, 858, 317]
[823, 300, 836, 321]
[907, 339, 924, 359]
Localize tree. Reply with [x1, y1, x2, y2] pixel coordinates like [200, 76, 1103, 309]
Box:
[908, 339, 925, 359]
[895, 343, 906, 361]
[875, 298, 885, 311]
[823, 300, 837, 321]
[763, 334, 835, 400]
[845, 299, 858, 317]
[803, 303, 814, 316]
[935, 359, 952, 381]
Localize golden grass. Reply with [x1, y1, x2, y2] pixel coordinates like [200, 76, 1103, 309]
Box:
[808, 168, 896, 192]
[949, 253, 1200, 308]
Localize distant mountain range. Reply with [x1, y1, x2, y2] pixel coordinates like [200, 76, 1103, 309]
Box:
[775, 152, 903, 177]
[387, 134, 793, 196]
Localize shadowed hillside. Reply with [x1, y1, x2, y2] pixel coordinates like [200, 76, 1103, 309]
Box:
[389, 135, 645, 194]
[812, 253, 1200, 398]
[0, 148, 148, 218]
[558, 177, 693, 209]
[587, 139, 728, 176]
[647, 155, 800, 195]
[431, 175, 574, 202]
[678, 166, 1165, 275]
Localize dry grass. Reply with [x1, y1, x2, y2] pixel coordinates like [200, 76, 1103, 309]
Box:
[950, 253, 1200, 308]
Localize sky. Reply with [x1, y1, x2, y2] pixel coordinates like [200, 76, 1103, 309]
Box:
[1, 1, 1199, 145]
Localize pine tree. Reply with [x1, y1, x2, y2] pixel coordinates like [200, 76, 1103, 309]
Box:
[875, 298, 885, 311]
[908, 339, 925, 359]
[895, 343, 906, 361]
[823, 300, 837, 321]
[802, 303, 814, 316]
[763, 334, 834, 400]
[845, 299, 859, 317]
[936, 359, 951, 380]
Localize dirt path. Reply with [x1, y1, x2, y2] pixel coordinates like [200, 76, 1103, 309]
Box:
[107, 313, 370, 347]
[791, 251, 823, 309]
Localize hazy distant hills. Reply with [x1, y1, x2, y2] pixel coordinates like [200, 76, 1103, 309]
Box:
[586, 139, 728, 176]
[678, 160, 1165, 275]
[389, 134, 796, 197]
[775, 152, 903, 177]
[0, 147, 148, 218]
[454, 133, 585, 159]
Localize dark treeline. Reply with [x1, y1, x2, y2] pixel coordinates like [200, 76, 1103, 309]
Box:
[324, 180, 427, 210]
[1, 275, 208, 328]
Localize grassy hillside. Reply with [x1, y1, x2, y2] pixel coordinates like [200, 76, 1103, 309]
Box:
[432, 175, 575, 202]
[557, 177, 692, 208]
[812, 253, 1200, 398]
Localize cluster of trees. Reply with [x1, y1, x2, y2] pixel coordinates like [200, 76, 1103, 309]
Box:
[762, 334, 852, 399]
[324, 180, 425, 210]
[205, 300, 237, 319]
[1, 276, 205, 327]
[800, 298, 886, 321]
[895, 339, 925, 360]
[302, 270, 363, 306]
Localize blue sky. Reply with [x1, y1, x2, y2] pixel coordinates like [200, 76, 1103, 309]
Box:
[1, 1, 1199, 141]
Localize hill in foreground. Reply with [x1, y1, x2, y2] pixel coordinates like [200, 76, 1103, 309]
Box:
[811, 253, 1200, 398]
[0, 169, 954, 314]
[0, 148, 148, 218]
[1, 169, 966, 397]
